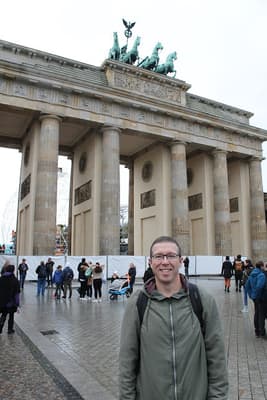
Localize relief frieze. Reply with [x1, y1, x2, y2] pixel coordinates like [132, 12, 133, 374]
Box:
[0, 77, 6, 92]
[152, 113, 164, 126]
[58, 92, 71, 105]
[14, 83, 27, 96]
[101, 102, 112, 114]
[37, 87, 50, 101]
[113, 71, 181, 103]
[136, 111, 146, 122]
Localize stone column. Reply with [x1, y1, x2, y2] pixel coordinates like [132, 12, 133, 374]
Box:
[213, 149, 232, 255]
[249, 157, 267, 261]
[100, 126, 120, 255]
[127, 160, 134, 255]
[68, 155, 73, 255]
[171, 141, 190, 255]
[33, 115, 60, 255]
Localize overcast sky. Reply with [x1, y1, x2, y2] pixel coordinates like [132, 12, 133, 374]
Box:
[0, 0, 266, 242]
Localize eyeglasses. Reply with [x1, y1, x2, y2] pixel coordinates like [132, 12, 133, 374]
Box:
[152, 254, 180, 261]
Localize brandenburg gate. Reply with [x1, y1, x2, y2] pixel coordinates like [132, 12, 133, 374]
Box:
[0, 38, 266, 260]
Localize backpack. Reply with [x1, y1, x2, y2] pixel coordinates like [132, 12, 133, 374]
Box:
[136, 282, 205, 336]
[64, 269, 73, 282]
[85, 267, 93, 278]
[235, 260, 243, 271]
[37, 264, 47, 279]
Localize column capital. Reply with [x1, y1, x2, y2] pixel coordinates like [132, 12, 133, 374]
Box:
[212, 148, 228, 157]
[39, 114, 62, 123]
[169, 140, 188, 148]
[249, 155, 265, 163]
[101, 125, 121, 135]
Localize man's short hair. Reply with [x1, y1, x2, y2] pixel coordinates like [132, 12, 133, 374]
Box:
[150, 236, 182, 258]
[255, 260, 264, 268]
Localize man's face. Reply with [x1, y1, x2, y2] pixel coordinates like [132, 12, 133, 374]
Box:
[150, 241, 182, 284]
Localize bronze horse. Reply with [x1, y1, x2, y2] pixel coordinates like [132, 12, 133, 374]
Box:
[155, 51, 177, 77]
[120, 36, 141, 65]
[108, 32, 120, 60]
[138, 42, 163, 70]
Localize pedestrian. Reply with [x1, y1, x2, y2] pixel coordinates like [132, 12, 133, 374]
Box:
[128, 262, 136, 294]
[259, 262, 267, 326]
[143, 263, 154, 283]
[85, 261, 93, 300]
[221, 256, 234, 292]
[119, 235, 228, 400]
[45, 257, 55, 288]
[241, 259, 254, 312]
[78, 262, 88, 300]
[62, 263, 74, 299]
[246, 260, 266, 337]
[18, 258, 29, 289]
[233, 254, 244, 292]
[35, 261, 47, 297]
[53, 265, 63, 300]
[0, 264, 20, 334]
[92, 262, 104, 302]
[77, 257, 86, 273]
[183, 256, 190, 279]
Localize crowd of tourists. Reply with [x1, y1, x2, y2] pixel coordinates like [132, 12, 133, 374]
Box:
[221, 254, 267, 337]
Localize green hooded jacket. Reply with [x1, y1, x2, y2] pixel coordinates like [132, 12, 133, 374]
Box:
[119, 276, 228, 400]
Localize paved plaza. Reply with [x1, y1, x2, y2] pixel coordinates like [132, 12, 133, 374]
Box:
[1, 278, 267, 400]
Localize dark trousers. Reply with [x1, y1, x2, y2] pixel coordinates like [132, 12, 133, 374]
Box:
[93, 279, 102, 299]
[54, 283, 62, 299]
[254, 299, 266, 336]
[0, 310, 15, 332]
[19, 272, 26, 289]
[63, 281, 72, 298]
[80, 280, 87, 298]
[235, 273, 243, 290]
[46, 272, 53, 287]
[129, 277, 135, 294]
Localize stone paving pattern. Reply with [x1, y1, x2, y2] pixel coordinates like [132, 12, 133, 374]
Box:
[1, 278, 267, 399]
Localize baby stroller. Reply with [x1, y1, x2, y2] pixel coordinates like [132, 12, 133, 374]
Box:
[109, 277, 131, 300]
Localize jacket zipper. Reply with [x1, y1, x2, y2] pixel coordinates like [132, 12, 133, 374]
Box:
[170, 301, 178, 399]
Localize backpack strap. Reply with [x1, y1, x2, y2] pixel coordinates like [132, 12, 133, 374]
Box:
[136, 291, 148, 325]
[188, 282, 205, 336]
[136, 283, 205, 336]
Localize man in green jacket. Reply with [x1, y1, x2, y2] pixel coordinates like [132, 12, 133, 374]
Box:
[119, 236, 228, 400]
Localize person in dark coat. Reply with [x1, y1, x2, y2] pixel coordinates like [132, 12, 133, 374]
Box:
[0, 264, 20, 334]
[183, 257, 190, 279]
[246, 260, 266, 337]
[45, 257, 55, 288]
[18, 258, 29, 289]
[143, 265, 154, 283]
[233, 254, 244, 292]
[128, 263, 136, 294]
[221, 256, 234, 292]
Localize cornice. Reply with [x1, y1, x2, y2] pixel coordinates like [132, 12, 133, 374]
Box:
[187, 93, 253, 118]
[0, 39, 99, 71]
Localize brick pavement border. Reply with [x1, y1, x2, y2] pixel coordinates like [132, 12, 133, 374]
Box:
[15, 314, 116, 400]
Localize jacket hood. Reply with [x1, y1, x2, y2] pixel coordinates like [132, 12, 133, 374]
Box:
[250, 268, 262, 277]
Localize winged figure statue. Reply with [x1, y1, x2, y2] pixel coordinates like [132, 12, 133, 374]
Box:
[122, 18, 136, 38]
